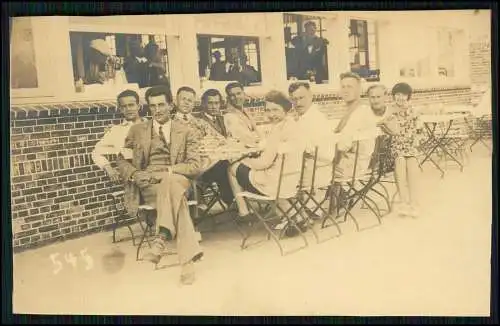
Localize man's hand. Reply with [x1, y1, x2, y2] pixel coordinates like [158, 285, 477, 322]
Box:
[132, 170, 153, 189]
[104, 165, 122, 184]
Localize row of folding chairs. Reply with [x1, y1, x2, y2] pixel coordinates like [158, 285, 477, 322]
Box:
[107, 132, 398, 259]
[236, 132, 397, 256]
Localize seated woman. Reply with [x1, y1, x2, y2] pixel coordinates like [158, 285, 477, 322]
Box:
[228, 90, 302, 221]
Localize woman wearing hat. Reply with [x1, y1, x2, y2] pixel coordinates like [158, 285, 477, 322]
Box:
[379, 82, 422, 218]
[85, 38, 118, 85]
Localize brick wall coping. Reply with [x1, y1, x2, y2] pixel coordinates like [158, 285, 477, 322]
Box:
[10, 85, 472, 120]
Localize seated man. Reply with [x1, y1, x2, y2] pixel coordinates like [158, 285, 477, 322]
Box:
[335, 72, 379, 178]
[171, 86, 225, 140]
[116, 85, 203, 285]
[91, 89, 146, 183]
[169, 86, 234, 207]
[223, 82, 263, 146]
[195, 89, 235, 207]
[194, 88, 228, 138]
[367, 83, 396, 172]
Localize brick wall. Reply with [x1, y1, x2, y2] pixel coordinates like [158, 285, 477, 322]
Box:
[10, 86, 475, 252]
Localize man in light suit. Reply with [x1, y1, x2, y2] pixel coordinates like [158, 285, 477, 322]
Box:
[223, 82, 263, 146]
[116, 85, 203, 285]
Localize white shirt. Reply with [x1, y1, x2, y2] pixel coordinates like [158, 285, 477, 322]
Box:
[291, 104, 336, 190]
[336, 104, 380, 177]
[91, 118, 146, 169]
[293, 104, 336, 157]
[204, 113, 218, 124]
[337, 104, 379, 151]
[372, 106, 392, 124]
[152, 119, 172, 144]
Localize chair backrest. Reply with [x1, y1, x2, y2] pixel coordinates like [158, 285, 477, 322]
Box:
[369, 135, 395, 177]
[333, 129, 380, 183]
[270, 143, 302, 201]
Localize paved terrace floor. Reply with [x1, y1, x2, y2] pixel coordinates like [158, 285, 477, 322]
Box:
[12, 145, 493, 316]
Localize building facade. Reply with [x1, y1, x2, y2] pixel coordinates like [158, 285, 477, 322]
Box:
[10, 10, 491, 250]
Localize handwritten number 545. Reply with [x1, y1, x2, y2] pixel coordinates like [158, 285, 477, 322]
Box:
[50, 249, 94, 275]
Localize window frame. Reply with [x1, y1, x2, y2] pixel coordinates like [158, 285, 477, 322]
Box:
[394, 25, 468, 89]
[11, 16, 179, 105]
[197, 33, 264, 87]
[10, 17, 59, 101]
[348, 17, 380, 82]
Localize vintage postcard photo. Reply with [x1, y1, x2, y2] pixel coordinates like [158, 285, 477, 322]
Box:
[9, 9, 492, 316]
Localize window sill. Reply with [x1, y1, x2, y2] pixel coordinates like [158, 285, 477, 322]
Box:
[11, 83, 142, 106]
[393, 77, 470, 90]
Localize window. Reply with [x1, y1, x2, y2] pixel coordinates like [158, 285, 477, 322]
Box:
[10, 17, 39, 89]
[437, 29, 456, 77]
[397, 27, 432, 79]
[283, 13, 329, 84]
[69, 31, 170, 92]
[349, 19, 379, 82]
[399, 57, 431, 78]
[197, 34, 262, 86]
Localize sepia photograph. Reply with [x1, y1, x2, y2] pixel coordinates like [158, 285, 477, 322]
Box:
[9, 9, 493, 317]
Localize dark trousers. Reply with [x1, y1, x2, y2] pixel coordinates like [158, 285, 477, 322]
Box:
[199, 160, 234, 206]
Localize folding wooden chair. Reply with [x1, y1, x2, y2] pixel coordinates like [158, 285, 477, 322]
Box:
[109, 190, 137, 245]
[288, 146, 342, 244]
[465, 113, 492, 153]
[361, 135, 398, 215]
[235, 150, 310, 256]
[109, 182, 200, 262]
[322, 137, 383, 232]
[190, 178, 233, 232]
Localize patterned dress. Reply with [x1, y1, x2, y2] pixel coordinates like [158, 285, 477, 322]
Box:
[389, 107, 421, 158]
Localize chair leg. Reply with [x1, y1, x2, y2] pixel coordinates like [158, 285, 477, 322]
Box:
[112, 223, 117, 243]
[127, 225, 136, 246]
[136, 229, 147, 261]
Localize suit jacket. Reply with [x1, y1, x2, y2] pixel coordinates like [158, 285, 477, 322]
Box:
[224, 107, 261, 146]
[116, 119, 202, 216]
[194, 112, 228, 138]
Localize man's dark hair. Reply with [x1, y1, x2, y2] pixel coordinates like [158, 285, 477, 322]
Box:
[225, 82, 244, 96]
[288, 82, 311, 95]
[264, 90, 293, 112]
[117, 89, 140, 105]
[339, 72, 361, 82]
[304, 21, 317, 29]
[391, 82, 413, 100]
[177, 86, 196, 97]
[366, 84, 387, 96]
[144, 85, 173, 104]
[201, 89, 224, 106]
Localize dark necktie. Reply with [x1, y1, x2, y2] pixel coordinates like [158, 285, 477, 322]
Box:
[183, 114, 188, 121]
[158, 125, 167, 145]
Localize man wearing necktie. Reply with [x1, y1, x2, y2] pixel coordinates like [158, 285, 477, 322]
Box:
[194, 89, 235, 207]
[172, 86, 197, 124]
[116, 86, 203, 285]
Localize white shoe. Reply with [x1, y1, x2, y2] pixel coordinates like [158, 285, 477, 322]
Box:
[407, 205, 420, 218]
[397, 203, 411, 217]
